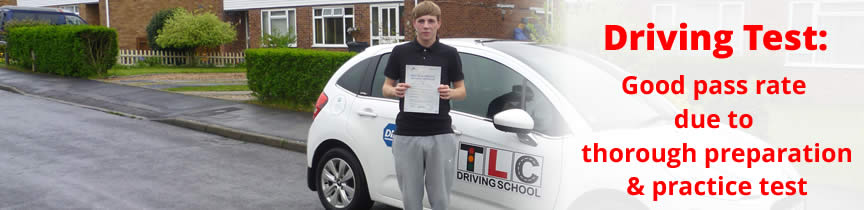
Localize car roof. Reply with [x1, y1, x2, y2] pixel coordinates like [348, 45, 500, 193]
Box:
[0, 6, 68, 13]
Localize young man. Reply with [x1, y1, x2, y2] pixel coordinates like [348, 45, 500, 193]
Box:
[381, 1, 466, 210]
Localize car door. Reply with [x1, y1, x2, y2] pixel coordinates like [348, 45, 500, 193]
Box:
[448, 49, 569, 210]
[343, 52, 405, 202]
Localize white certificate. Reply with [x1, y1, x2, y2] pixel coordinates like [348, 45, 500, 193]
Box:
[404, 65, 441, 114]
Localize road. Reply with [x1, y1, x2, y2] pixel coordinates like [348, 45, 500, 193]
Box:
[0, 91, 396, 209]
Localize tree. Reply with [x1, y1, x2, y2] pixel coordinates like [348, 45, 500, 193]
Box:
[145, 8, 182, 51]
[155, 9, 236, 50]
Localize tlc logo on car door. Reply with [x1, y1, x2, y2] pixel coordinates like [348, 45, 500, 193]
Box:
[456, 142, 544, 197]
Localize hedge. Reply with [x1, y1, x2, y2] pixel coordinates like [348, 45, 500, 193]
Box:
[246, 48, 356, 106]
[7, 25, 118, 77]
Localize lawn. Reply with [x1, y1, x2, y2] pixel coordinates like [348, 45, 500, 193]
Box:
[164, 85, 250, 92]
[106, 66, 246, 77]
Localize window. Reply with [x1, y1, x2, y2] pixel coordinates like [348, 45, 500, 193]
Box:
[652, 4, 676, 27]
[371, 54, 393, 98]
[64, 15, 85, 25]
[12, 12, 61, 23]
[262, 9, 297, 47]
[337, 57, 375, 95]
[314, 7, 354, 46]
[719, 2, 745, 49]
[59, 5, 79, 15]
[371, 4, 405, 46]
[545, 0, 554, 31]
[452, 53, 568, 136]
[786, 1, 864, 68]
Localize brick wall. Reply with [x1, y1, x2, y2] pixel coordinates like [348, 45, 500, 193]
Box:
[0, 0, 15, 6]
[247, 9, 261, 48]
[80, 3, 100, 26]
[223, 10, 247, 52]
[296, 7, 313, 49]
[236, 0, 546, 51]
[100, 0, 224, 50]
[404, 0, 545, 40]
[98, 0, 107, 26]
[353, 4, 371, 43]
[245, 6, 357, 52]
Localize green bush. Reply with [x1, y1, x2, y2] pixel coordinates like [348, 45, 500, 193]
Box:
[0, 20, 50, 58]
[262, 28, 297, 48]
[246, 48, 356, 107]
[3, 19, 51, 31]
[156, 8, 236, 49]
[136, 57, 163, 67]
[7, 25, 118, 77]
[146, 8, 184, 51]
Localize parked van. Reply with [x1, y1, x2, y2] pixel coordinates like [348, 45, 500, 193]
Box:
[0, 6, 87, 40]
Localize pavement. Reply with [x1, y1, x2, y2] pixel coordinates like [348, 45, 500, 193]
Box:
[0, 67, 312, 153]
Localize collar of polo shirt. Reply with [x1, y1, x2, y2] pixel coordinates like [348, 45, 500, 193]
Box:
[410, 37, 442, 52]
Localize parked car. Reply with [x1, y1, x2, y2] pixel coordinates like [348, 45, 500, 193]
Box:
[0, 6, 87, 41]
[306, 39, 804, 210]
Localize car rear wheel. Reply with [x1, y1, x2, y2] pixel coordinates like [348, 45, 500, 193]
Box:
[316, 147, 373, 210]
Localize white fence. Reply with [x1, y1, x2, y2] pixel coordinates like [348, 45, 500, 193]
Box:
[117, 49, 245, 66]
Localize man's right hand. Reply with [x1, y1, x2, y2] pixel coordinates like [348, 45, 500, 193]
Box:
[394, 83, 410, 98]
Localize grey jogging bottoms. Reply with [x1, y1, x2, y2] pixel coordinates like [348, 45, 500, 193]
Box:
[391, 133, 459, 210]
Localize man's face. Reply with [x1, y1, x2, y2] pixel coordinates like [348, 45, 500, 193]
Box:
[413, 15, 440, 42]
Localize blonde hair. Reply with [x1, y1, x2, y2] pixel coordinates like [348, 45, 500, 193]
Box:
[412, 1, 441, 21]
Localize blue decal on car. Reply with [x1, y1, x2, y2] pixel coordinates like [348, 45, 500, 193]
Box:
[383, 123, 396, 147]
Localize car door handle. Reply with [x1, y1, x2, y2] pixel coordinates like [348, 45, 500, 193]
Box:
[357, 110, 378, 118]
[452, 127, 463, 136]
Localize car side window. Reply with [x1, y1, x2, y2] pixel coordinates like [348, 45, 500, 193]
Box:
[371, 53, 394, 99]
[453, 53, 569, 136]
[337, 56, 374, 95]
[65, 15, 84, 25]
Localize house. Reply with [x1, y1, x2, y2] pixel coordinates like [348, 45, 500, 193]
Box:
[15, 0, 556, 51]
[17, 0, 223, 50]
[223, 0, 557, 52]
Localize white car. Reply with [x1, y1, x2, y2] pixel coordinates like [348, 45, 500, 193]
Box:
[306, 39, 803, 210]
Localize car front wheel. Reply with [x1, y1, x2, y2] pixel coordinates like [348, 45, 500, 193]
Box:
[315, 147, 373, 210]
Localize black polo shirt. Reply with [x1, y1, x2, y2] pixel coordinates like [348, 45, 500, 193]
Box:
[384, 38, 464, 136]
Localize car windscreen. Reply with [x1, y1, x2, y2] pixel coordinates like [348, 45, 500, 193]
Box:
[8, 11, 63, 24]
[487, 42, 677, 131]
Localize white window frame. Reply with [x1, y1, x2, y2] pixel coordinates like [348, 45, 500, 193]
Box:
[786, 1, 817, 67]
[370, 3, 405, 46]
[261, 8, 298, 47]
[651, 4, 677, 26]
[312, 6, 355, 48]
[785, 1, 864, 69]
[546, 0, 554, 31]
[59, 5, 79, 15]
[719, 2, 746, 51]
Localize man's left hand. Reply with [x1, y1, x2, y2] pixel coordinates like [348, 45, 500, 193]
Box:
[438, 85, 451, 99]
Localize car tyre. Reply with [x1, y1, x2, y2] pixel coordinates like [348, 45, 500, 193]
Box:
[316, 147, 373, 210]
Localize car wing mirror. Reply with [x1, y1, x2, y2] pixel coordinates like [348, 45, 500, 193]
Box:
[493, 109, 537, 147]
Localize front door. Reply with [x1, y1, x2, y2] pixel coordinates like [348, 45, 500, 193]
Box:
[370, 4, 405, 46]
